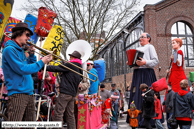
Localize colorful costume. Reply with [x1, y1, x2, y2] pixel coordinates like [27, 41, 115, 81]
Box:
[168, 49, 188, 92]
[38, 71, 56, 96]
[101, 98, 111, 126]
[128, 109, 140, 127]
[127, 43, 164, 126]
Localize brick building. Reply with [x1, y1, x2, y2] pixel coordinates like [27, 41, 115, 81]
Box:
[96, 0, 194, 93]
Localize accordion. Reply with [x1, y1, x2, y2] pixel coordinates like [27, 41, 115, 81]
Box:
[126, 49, 144, 68]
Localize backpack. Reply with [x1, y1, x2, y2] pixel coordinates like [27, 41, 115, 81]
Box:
[94, 59, 105, 82]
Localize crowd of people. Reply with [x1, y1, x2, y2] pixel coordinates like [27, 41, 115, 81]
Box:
[1, 22, 194, 129]
[100, 32, 194, 129]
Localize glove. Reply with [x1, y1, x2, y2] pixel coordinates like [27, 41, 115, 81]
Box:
[156, 113, 159, 117]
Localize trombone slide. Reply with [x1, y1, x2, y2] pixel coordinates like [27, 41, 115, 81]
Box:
[3, 32, 98, 82]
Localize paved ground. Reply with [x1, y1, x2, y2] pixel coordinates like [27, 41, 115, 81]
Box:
[118, 113, 167, 129]
[118, 100, 194, 129]
[118, 114, 194, 129]
[117, 100, 168, 129]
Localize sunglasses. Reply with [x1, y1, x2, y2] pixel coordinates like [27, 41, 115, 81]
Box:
[139, 36, 147, 39]
[25, 33, 31, 38]
[87, 64, 94, 66]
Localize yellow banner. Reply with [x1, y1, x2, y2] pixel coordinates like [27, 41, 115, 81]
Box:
[50, 59, 61, 66]
[0, 0, 14, 42]
[42, 25, 63, 58]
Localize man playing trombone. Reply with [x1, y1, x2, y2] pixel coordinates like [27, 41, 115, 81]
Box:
[2, 22, 52, 122]
[46, 50, 83, 129]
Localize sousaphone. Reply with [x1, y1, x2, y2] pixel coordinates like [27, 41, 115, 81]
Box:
[66, 40, 91, 63]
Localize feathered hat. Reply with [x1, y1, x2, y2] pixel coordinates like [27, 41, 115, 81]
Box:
[130, 101, 136, 108]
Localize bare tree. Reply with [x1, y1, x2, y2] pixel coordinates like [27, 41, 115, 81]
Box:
[21, 0, 139, 60]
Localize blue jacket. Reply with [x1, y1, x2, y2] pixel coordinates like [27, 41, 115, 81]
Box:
[2, 40, 44, 96]
[174, 90, 194, 118]
[88, 68, 99, 94]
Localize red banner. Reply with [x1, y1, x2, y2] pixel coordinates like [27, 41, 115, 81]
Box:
[36, 7, 57, 37]
[90, 106, 102, 129]
[77, 103, 90, 129]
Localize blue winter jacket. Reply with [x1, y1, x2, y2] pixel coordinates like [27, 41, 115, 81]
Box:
[88, 68, 100, 94]
[2, 40, 44, 96]
[174, 90, 194, 118]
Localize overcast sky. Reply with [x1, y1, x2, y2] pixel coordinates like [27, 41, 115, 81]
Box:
[11, 0, 162, 20]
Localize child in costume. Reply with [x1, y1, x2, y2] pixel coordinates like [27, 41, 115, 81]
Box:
[101, 95, 119, 128]
[101, 97, 112, 126]
[122, 101, 141, 129]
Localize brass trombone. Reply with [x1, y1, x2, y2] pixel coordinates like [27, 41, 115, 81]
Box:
[3, 32, 97, 82]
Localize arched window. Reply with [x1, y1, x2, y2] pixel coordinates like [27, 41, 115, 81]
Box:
[171, 22, 194, 67]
